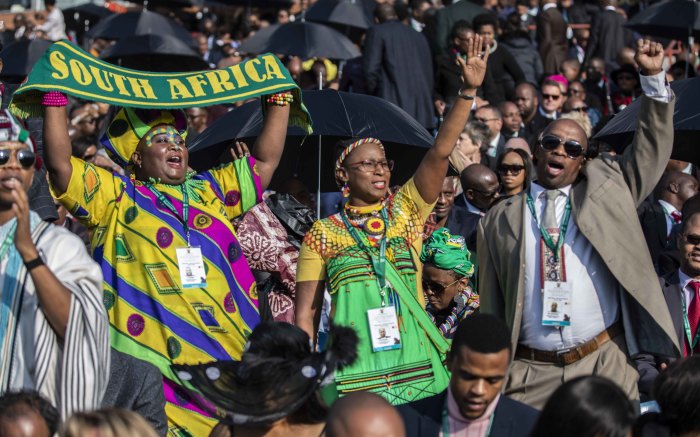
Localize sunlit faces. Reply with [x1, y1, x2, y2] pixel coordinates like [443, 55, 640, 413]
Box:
[422, 264, 466, 311]
[497, 151, 526, 194]
[133, 124, 188, 185]
[338, 142, 391, 207]
[434, 177, 456, 221]
[0, 142, 35, 207]
[499, 102, 522, 133]
[540, 84, 563, 114]
[535, 120, 587, 189]
[680, 213, 700, 277]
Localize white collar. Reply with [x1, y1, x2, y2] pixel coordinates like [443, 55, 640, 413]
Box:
[679, 269, 699, 293]
[543, 3, 558, 11]
[531, 181, 572, 199]
[604, 5, 617, 11]
[538, 106, 558, 119]
[658, 199, 679, 215]
[490, 132, 501, 148]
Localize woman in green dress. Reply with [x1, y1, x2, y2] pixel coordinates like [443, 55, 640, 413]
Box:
[294, 35, 489, 405]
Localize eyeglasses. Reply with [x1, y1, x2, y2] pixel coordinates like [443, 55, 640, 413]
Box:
[474, 117, 499, 123]
[0, 148, 35, 168]
[542, 93, 562, 101]
[346, 159, 394, 172]
[683, 234, 700, 246]
[569, 88, 584, 96]
[497, 164, 525, 175]
[539, 134, 585, 159]
[569, 106, 588, 113]
[422, 278, 461, 295]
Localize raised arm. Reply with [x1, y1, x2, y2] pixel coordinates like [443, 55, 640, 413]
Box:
[251, 99, 291, 191]
[43, 100, 73, 196]
[413, 35, 489, 204]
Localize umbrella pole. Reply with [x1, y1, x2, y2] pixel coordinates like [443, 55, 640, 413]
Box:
[317, 71, 323, 218]
[688, 33, 694, 79]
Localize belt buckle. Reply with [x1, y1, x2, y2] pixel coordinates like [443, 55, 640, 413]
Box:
[555, 348, 571, 366]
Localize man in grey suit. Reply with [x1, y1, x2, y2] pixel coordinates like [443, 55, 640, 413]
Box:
[477, 39, 679, 409]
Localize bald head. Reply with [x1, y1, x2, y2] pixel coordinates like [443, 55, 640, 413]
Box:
[326, 393, 405, 437]
[460, 164, 500, 211]
[542, 119, 588, 148]
[656, 171, 699, 211]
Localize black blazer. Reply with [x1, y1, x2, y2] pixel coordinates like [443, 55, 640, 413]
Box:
[584, 8, 635, 71]
[635, 272, 685, 402]
[638, 199, 670, 269]
[445, 204, 481, 253]
[397, 390, 539, 437]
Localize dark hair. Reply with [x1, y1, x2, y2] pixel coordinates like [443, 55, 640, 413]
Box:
[653, 356, 700, 435]
[502, 12, 530, 40]
[0, 391, 59, 436]
[496, 148, 532, 192]
[451, 314, 511, 356]
[530, 376, 635, 437]
[450, 20, 473, 40]
[473, 13, 499, 32]
[71, 136, 97, 159]
[45, 0, 56, 6]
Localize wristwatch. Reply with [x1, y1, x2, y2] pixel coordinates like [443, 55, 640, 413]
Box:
[24, 255, 45, 271]
[457, 89, 476, 100]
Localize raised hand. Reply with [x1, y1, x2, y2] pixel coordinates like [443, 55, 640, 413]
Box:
[11, 179, 38, 261]
[635, 38, 664, 76]
[229, 141, 251, 161]
[456, 34, 490, 91]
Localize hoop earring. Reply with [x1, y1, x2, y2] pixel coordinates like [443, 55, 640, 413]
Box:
[342, 182, 350, 198]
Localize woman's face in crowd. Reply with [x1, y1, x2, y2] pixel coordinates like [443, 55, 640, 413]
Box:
[498, 151, 526, 194]
[0, 142, 35, 208]
[458, 132, 480, 157]
[133, 124, 188, 185]
[340, 142, 391, 206]
[422, 264, 464, 311]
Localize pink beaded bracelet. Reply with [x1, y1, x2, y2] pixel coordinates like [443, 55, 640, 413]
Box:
[41, 91, 68, 107]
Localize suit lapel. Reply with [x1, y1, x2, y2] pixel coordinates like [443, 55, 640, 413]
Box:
[663, 272, 685, 349]
[653, 202, 668, 247]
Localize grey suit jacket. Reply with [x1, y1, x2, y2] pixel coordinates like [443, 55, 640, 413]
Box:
[477, 95, 680, 361]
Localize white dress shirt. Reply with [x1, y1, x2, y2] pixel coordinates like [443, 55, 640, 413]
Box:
[521, 183, 620, 350]
[658, 199, 679, 238]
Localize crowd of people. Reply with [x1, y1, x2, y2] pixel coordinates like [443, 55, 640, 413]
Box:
[0, 0, 699, 436]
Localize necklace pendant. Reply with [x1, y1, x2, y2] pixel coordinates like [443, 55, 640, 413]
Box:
[363, 217, 386, 236]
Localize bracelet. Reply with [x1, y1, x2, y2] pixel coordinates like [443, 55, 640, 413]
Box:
[42, 91, 68, 107]
[24, 255, 45, 271]
[457, 89, 476, 100]
[266, 92, 294, 107]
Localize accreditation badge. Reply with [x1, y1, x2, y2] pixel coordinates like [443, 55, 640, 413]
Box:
[176, 246, 207, 288]
[542, 281, 572, 326]
[367, 306, 402, 352]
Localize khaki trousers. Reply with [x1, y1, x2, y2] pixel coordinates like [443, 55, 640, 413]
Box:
[505, 334, 640, 410]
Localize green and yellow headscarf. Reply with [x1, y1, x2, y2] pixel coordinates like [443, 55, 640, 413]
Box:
[100, 107, 188, 168]
[420, 228, 474, 277]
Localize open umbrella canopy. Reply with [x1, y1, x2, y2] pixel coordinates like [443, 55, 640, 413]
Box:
[63, 3, 113, 32]
[87, 10, 196, 48]
[0, 39, 53, 82]
[100, 34, 209, 72]
[626, 0, 700, 40]
[305, 0, 372, 30]
[239, 21, 360, 60]
[189, 89, 434, 192]
[593, 77, 700, 164]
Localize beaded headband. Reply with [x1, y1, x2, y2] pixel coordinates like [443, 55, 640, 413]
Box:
[334, 137, 384, 172]
[144, 125, 183, 149]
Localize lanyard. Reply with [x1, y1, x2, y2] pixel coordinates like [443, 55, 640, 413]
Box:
[441, 399, 494, 437]
[339, 208, 390, 305]
[681, 289, 700, 354]
[147, 185, 191, 246]
[526, 193, 571, 261]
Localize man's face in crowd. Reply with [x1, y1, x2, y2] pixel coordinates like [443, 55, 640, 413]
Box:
[434, 177, 456, 221]
[540, 84, 563, 114]
[474, 108, 502, 141]
[680, 213, 700, 278]
[587, 58, 605, 82]
[453, 29, 476, 55]
[568, 81, 586, 100]
[448, 345, 510, 420]
[535, 120, 587, 189]
[476, 24, 496, 48]
[465, 175, 500, 212]
[186, 108, 208, 133]
[500, 102, 522, 133]
[0, 142, 35, 209]
[677, 176, 699, 205]
[515, 85, 538, 120]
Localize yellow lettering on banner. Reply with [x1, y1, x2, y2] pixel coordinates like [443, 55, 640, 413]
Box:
[168, 79, 193, 99]
[204, 70, 235, 94]
[49, 51, 69, 80]
[69, 59, 92, 86]
[127, 77, 157, 99]
[230, 65, 249, 88]
[185, 75, 208, 97]
[89, 66, 114, 92]
[261, 55, 285, 80]
[108, 72, 132, 96]
[244, 58, 267, 83]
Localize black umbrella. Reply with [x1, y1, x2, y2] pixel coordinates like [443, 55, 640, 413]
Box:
[100, 34, 209, 72]
[305, 0, 372, 30]
[593, 77, 700, 164]
[0, 39, 53, 82]
[626, 0, 700, 40]
[239, 21, 360, 60]
[63, 3, 113, 32]
[189, 89, 434, 214]
[87, 10, 196, 48]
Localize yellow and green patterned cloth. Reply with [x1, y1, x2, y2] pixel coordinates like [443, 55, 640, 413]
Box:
[53, 156, 263, 436]
[297, 179, 450, 405]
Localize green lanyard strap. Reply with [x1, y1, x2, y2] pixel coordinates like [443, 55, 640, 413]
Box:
[147, 184, 191, 246]
[339, 208, 391, 305]
[526, 192, 572, 261]
[681, 289, 700, 354]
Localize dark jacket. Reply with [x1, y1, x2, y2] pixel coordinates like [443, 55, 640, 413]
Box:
[500, 34, 544, 87]
[482, 44, 526, 105]
[524, 111, 554, 142]
[429, 0, 490, 56]
[536, 6, 568, 75]
[445, 204, 481, 253]
[397, 390, 539, 437]
[634, 272, 685, 402]
[364, 20, 435, 128]
[638, 199, 679, 274]
[584, 8, 635, 71]
[102, 350, 168, 436]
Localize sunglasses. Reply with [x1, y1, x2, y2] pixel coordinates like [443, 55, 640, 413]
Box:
[498, 164, 525, 175]
[0, 148, 36, 168]
[422, 278, 461, 295]
[570, 106, 589, 113]
[542, 93, 561, 100]
[539, 134, 585, 159]
[683, 234, 700, 246]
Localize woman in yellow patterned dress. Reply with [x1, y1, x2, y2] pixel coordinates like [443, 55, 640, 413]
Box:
[295, 35, 490, 405]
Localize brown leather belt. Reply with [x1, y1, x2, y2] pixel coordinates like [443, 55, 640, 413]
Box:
[515, 322, 623, 366]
